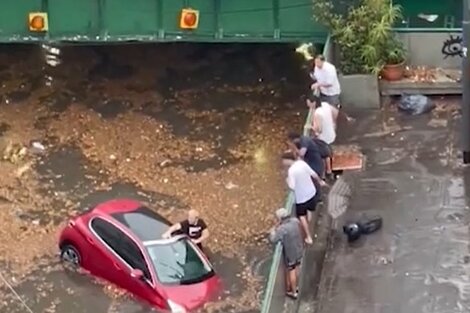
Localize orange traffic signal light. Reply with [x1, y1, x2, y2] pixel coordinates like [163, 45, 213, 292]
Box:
[179, 9, 199, 29]
[29, 12, 48, 32]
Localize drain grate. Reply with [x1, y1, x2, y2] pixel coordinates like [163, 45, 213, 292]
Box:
[328, 175, 354, 219]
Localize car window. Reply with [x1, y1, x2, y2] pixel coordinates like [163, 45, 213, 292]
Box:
[91, 218, 152, 281]
[117, 235, 152, 280]
[145, 238, 214, 285]
[91, 218, 121, 251]
[111, 207, 170, 241]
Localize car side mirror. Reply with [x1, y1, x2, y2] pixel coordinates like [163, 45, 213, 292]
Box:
[130, 268, 144, 280]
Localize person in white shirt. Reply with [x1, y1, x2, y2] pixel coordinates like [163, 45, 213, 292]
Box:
[282, 152, 327, 244]
[310, 55, 341, 106]
[305, 94, 355, 180]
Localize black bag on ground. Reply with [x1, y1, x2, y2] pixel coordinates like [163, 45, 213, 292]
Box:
[398, 94, 435, 115]
[343, 215, 383, 242]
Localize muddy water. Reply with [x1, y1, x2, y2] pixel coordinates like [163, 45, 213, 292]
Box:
[0, 43, 309, 313]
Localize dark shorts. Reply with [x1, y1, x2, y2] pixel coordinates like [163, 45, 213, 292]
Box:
[320, 93, 340, 106]
[285, 258, 302, 271]
[295, 195, 318, 217]
[313, 138, 332, 158]
[311, 179, 323, 202]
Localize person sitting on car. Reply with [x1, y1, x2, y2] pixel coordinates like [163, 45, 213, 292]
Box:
[162, 209, 209, 251]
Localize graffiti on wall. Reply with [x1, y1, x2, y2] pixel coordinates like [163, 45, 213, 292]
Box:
[441, 34, 463, 59]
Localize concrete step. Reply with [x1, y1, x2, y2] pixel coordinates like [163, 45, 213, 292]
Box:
[380, 68, 462, 96]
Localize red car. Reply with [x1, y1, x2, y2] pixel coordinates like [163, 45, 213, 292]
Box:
[58, 199, 221, 313]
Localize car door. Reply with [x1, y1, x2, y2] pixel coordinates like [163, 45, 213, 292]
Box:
[114, 233, 167, 308]
[89, 217, 132, 288]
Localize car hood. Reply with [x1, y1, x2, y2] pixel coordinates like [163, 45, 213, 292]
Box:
[161, 275, 222, 310]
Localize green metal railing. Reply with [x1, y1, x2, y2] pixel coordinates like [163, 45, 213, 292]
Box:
[260, 34, 334, 313]
[259, 94, 315, 313]
[259, 193, 294, 313]
[394, 27, 461, 33]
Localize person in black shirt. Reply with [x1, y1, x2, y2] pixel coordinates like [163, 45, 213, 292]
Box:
[287, 132, 324, 177]
[287, 132, 325, 202]
[162, 209, 209, 250]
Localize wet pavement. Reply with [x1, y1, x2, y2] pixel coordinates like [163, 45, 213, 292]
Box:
[0, 43, 310, 313]
[300, 97, 470, 313]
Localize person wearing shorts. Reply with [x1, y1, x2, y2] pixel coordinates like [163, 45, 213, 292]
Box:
[287, 132, 326, 202]
[314, 137, 333, 179]
[287, 132, 324, 179]
[306, 94, 339, 180]
[295, 195, 318, 219]
[282, 152, 326, 244]
[269, 208, 304, 299]
[310, 55, 341, 107]
[320, 94, 340, 106]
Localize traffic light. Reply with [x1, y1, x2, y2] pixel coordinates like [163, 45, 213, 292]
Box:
[179, 8, 199, 29]
[28, 12, 48, 32]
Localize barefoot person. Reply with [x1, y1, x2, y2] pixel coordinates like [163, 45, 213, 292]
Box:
[287, 132, 325, 205]
[282, 152, 327, 244]
[162, 209, 209, 250]
[269, 208, 304, 299]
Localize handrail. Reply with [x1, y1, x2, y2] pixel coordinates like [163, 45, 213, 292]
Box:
[259, 193, 294, 313]
[393, 27, 462, 33]
[259, 107, 314, 313]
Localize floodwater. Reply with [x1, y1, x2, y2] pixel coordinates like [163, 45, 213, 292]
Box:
[0, 43, 310, 313]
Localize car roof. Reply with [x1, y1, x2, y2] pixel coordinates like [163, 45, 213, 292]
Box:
[92, 199, 172, 242]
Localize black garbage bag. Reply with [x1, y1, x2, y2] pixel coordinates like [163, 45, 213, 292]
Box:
[398, 94, 435, 115]
[343, 215, 383, 242]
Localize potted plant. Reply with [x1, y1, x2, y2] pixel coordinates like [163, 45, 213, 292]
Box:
[312, 0, 406, 108]
[312, 0, 405, 76]
[380, 35, 407, 81]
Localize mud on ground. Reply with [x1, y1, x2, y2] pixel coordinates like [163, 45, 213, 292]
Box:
[0, 44, 308, 313]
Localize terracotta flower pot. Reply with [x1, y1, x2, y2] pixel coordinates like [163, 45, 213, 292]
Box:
[381, 61, 405, 81]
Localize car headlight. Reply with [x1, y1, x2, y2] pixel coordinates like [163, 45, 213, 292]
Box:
[167, 300, 187, 313]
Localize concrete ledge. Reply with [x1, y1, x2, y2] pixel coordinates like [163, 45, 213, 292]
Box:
[380, 80, 462, 95]
[261, 189, 330, 313]
[261, 109, 316, 313]
[339, 74, 381, 109]
[295, 205, 332, 313]
[281, 203, 331, 313]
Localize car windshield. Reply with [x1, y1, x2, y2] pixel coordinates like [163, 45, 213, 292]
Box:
[146, 238, 214, 285]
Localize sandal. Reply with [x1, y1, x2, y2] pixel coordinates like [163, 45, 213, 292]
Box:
[286, 291, 298, 299]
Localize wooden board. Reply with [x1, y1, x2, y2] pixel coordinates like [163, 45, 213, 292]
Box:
[331, 144, 364, 171]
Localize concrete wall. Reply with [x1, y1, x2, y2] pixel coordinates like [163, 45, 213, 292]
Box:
[397, 32, 462, 69]
[322, 36, 381, 109]
[339, 74, 381, 109]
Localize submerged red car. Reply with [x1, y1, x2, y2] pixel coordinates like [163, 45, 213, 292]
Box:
[58, 199, 221, 312]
